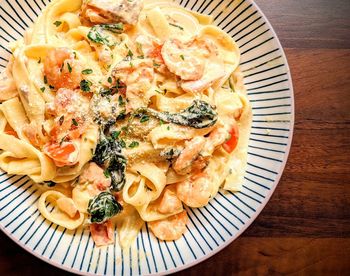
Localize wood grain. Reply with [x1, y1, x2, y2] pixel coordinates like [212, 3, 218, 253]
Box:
[175, 238, 350, 275]
[255, 0, 350, 49]
[1, 0, 350, 275]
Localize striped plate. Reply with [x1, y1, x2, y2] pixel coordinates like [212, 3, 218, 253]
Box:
[0, 0, 294, 275]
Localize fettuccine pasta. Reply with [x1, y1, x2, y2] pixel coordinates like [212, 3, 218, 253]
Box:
[0, 0, 251, 248]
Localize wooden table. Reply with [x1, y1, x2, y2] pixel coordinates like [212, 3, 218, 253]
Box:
[1, 0, 349, 275]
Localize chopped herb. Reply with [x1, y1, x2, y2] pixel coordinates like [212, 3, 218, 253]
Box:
[126, 49, 133, 59]
[155, 89, 164, 94]
[44, 181, 56, 187]
[128, 141, 139, 148]
[137, 55, 145, 59]
[159, 119, 164, 125]
[118, 95, 125, 106]
[72, 118, 78, 126]
[167, 126, 170, 130]
[80, 79, 92, 92]
[136, 42, 143, 55]
[228, 78, 235, 93]
[103, 169, 111, 178]
[180, 54, 185, 60]
[82, 69, 93, 75]
[87, 23, 124, 46]
[107, 76, 112, 83]
[153, 61, 160, 67]
[67, 62, 72, 73]
[49, 85, 55, 89]
[111, 130, 121, 140]
[53, 21, 62, 27]
[121, 126, 128, 132]
[169, 22, 184, 30]
[44, 75, 47, 84]
[73, 51, 77, 59]
[99, 87, 112, 96]
[140, 115, 149, 123]
[160, 148, 181, 161]
[119, 139, 126, 148]
[59, 135, 67, 145]
[37, 57, 41, 64]
[59, 115, 64, 125]
[129, 61, 134, 67]
[101, 23, 124, 33]
[84, 137, 87, 142]
[40, 87, 45, 92]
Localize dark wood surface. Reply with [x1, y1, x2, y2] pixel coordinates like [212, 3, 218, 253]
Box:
[1, 0, 350, 275]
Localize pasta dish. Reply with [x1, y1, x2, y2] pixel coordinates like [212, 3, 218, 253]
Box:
[0, 0, 251, 248]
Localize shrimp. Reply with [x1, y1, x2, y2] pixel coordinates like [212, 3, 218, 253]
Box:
[202, 126, 229, 156]
[181, 59, 226, 94]
[112, 59, 154, 110]
[157, 186, 182, 214]
[161, 36, 226, 93]
[148, 210, 188, 241]
[176, 172, 212, 208]
[79, 162, 111, 191]
[172, 126, 229, 175]
[172, 136, 206, 175]
[43, 48, 82, 90]
[134, 35, 169, 75]
[161, 38, 205, 81]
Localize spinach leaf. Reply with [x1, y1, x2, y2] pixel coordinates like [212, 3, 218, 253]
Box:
[87, 23, 124, 46]
[93, 133, 127, 191]
[140, 100, 218, 129]
[87, 191, 122, 224]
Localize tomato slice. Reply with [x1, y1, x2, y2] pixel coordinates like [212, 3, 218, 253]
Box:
[43, 142, 79, 167]
[222, 122, 239, 153]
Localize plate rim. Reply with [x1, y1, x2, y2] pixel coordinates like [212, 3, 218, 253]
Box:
[0, 0, 295, 275]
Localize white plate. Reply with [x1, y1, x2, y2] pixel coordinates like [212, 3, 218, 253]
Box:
[0, 0, 294, 275]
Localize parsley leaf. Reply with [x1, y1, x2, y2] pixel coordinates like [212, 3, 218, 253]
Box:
[53, 21, 62, 27]
[128, 141, 139, 148]
[72, 118, 78, 126]
[59, 115, 64, 125]
[67, 62, 72, 73]
[169, 22, 184, 30]
[111, 130, 121, 140]
[80, 79, 92, 92]
[140, 115, 149, 123]
[82, 69, 93, 75]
